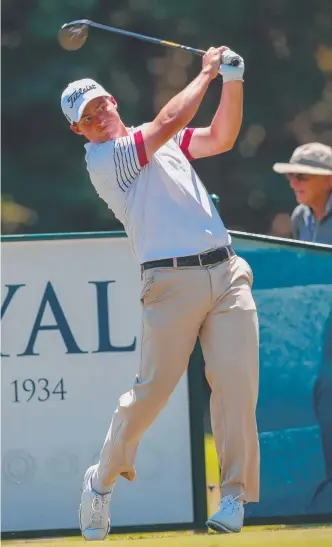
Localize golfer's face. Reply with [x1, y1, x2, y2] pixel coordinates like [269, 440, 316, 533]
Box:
[75, 96, 120, 142]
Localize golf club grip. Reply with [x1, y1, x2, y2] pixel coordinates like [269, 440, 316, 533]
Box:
[80, 20, 240, 66]
[164, 43, 240, 67]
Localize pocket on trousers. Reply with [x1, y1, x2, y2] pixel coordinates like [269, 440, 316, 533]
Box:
[238, 257, 254, 288]
[140, 268, 173, 305]
[140, 271, 155, 304]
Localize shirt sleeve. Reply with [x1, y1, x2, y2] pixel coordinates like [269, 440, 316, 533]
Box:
[87, 130, 148, 194]
[114, 131, 148, 192]
[173, 127, 196, 161]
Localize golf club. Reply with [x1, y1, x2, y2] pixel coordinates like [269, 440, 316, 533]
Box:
[58, 19, 240, 66]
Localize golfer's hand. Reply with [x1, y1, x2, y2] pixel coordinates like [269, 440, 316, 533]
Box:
[202, 47, 225, 80]
[219, 48, 244, 82]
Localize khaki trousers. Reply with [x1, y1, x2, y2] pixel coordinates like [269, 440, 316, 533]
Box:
[93, 254, 260, 502]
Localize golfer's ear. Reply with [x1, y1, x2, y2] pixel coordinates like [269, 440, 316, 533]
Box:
[70, 124, 82, 135]
[110, 96, 118, 108]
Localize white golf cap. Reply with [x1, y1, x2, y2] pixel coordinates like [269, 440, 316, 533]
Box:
[61, 78, 111, 124]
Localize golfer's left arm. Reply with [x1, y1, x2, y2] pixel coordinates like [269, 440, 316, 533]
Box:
[188, 48, 244, 159]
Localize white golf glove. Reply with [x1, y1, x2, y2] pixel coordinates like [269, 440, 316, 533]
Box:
[218, 48, 244, 82]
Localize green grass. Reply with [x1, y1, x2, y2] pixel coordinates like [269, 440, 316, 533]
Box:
[2, 526, 332, 546]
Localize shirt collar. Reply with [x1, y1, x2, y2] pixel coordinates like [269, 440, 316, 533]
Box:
[84, 126, 135, 151]
[303, 192, 332, 220]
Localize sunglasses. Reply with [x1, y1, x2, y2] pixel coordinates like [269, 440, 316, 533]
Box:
[286, 173, 310, 182]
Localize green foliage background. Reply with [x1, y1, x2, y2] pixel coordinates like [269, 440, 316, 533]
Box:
[2, 0, 332, 235]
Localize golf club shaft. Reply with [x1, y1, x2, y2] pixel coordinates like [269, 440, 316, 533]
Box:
[92, 20, 206, 55]
[64, 19, 239, 64]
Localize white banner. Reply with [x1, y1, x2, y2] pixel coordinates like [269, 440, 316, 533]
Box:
[1, 236, 194, 532]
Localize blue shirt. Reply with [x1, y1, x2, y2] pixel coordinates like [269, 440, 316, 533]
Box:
[291, 194, 332, 245]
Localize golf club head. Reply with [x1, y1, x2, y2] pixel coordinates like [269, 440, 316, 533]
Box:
[58, 21, 89, 51]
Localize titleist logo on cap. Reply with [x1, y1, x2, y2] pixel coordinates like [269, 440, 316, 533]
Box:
[67, 84, 97, 108]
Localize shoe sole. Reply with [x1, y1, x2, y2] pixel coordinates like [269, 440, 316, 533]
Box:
[206, 519, 241, 534]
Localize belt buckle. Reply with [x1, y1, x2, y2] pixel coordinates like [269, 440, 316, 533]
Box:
[198, 253, 204, 267]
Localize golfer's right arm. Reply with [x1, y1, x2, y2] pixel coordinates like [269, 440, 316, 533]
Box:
[141, 48, 222, 161]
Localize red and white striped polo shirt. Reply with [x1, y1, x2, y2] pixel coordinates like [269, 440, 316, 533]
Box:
[84, 125, 230, 263]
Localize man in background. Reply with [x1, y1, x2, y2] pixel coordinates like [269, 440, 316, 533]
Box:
[273, 143, 332, 245]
